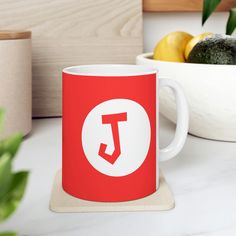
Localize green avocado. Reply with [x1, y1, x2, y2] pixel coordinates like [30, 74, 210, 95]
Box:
[187, 34, 236, 65]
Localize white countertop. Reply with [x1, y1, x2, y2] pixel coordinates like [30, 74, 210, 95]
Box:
[1, 116, 236, 236]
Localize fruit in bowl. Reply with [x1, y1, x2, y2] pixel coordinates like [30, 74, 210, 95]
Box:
[153, 31, 193, 62]
[187, 34, 236, 64]
[136, 31, 236, 141]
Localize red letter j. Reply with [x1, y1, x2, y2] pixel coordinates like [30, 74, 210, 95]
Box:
[98, 112, 127, 164]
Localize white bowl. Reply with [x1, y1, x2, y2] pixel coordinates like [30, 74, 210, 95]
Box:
[136, 52, 236, 141]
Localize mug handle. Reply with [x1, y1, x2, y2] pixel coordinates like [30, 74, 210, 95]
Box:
[158, 78, 189, 162]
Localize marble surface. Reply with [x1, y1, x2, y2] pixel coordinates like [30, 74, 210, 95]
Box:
[1, 116, 236, 236]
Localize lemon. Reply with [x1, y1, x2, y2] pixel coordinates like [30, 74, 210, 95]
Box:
[153, 31, 193, 62]
[185, 32, 213, 60]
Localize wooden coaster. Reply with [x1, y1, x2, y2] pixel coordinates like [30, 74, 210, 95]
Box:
[50, 170, 175, 213]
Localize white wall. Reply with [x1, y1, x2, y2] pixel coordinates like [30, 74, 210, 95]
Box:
[143, 12, 236, 52]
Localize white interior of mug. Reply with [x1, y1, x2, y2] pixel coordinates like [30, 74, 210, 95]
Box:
[63, 64, 157, 76]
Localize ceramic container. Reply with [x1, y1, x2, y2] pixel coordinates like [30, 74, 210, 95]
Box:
[0, 31, 32, 138]
[136, 52, 236, 141]
[62, 64, 188, 202]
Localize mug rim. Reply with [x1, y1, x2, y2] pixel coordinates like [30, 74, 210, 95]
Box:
[63, 64, 158, 77]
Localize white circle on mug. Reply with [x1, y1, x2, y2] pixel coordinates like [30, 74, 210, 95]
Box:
[82, 98, 151, 177]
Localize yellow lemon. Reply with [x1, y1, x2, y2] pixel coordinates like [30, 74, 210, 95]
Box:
[185, 32, 213, 60]
[153, 31, 193, 62]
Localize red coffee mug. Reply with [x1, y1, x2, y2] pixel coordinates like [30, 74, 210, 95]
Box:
[62, 65, 188, 202]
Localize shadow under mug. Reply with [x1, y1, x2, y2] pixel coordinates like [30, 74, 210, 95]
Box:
[62, 64, 189, 202]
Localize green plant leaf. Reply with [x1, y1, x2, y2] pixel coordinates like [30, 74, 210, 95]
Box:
[0, 134, 23, 159]
[0, 171, 29, 222]
[202, 0, 221, 25]
[0, 154, 13, 199]
[226, 7, 236, 35]
[0, 232, 18, 236]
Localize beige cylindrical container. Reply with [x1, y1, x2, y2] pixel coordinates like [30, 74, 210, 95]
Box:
[0, 31, 32, 138]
